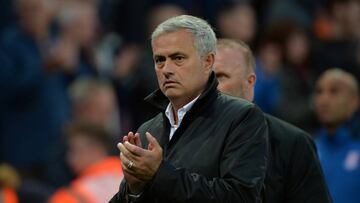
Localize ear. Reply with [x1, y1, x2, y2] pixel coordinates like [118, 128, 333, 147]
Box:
[203, 52, 215, 74]
[247, 73, 256, 88]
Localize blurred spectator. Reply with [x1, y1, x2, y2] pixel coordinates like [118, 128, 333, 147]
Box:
[314, 68, 360, 203]
[0, 164, 20, 203]
[276, 23, 317, 131]
[48, 122, 123, 203]
[217, 2, 257, 45]
[69, 77, 125, 136]
[48, 0, 98, 76]
[0, 0, 70, 177]
[253, 34, 283, 115]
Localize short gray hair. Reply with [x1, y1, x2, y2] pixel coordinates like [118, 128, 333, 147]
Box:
[151, 15, 217, 57]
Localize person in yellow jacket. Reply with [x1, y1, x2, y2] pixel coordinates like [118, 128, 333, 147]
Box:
[0, 163, 20, 203]
[48, 122, 123, 203]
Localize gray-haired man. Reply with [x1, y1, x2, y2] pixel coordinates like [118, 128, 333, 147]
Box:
[110, 15, 268, 203]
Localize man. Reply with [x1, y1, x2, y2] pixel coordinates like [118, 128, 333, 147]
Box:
[313, 68, 360, 203]
[213, 38, 331, 203]
[0, 0, 67, 175]
[110, 15, 268, 202]
[49, 122, 123, 203]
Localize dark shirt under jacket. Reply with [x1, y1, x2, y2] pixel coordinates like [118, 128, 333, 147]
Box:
[264, 114, 332, 203]
[110, 72, 269, 203]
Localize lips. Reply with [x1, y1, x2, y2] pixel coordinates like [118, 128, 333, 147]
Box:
[163, 80, 178, 88]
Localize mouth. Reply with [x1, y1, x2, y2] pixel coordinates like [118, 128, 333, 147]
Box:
[163, 80, 178, 88]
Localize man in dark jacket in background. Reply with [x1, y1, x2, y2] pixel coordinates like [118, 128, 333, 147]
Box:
[214, 38, 331, 203]
[110, 15, 268, 202]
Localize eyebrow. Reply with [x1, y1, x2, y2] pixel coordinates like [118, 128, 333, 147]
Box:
[154, 52, 185, 58]
[168, 52, 185, 58]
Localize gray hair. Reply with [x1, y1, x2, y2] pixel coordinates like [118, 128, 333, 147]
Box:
[151, 15, 217, 57]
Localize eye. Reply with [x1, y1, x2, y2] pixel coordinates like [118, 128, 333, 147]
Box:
[172, 55, 186, 64]
[175, 56, 184, 61]
[154, 56, 165, 67]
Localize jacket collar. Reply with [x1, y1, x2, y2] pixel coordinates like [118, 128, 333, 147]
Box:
[144, 71, 219, 111]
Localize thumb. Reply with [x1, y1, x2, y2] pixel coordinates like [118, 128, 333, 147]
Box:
[146, 132, 160, 151]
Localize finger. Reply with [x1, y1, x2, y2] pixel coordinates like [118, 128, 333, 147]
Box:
[120, 153, 138, 175]
[118, 143, 139, 160]
[128, 132, 136, 145]
[119, 152, 129, 165]
[124, 141, 145, 156]
[134, 133, 142, 147]
[123, 135, 129, 143]
[120, 152, 135, 167]
[146, 132, 161, 151]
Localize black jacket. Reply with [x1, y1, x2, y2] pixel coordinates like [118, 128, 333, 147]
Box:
[264, 114, 332, 203]
[110, 73, 269, 203]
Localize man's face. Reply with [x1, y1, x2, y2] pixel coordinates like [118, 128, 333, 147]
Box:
[314, 74, 357, 126]
[214, 47, 252, 100]
[152, 30, 212, 105]
[67, 134, 94, 174]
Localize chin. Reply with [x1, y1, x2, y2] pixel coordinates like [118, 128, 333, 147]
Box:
[164, 89, 181, 98]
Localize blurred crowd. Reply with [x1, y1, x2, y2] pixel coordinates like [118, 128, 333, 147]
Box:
[0, 0, 359, 202]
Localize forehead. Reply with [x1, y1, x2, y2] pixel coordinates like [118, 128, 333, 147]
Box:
[317, 75, 350, 92]
[152, 30, 196, 55]
[215, 47, 246, 72]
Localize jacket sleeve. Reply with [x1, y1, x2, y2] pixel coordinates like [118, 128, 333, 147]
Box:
[285, 133, 332, 203]
[109, 179, 130, 203]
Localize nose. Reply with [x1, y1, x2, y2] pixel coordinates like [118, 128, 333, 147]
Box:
[162, 59, 174, 78]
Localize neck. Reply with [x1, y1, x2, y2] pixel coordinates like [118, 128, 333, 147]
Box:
[171, 107, 179, 125]
[170, 93, 199, 112]
[169, 92, 201, 125]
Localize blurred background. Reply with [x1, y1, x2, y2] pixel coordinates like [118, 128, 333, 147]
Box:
[0, 0, 359, 202]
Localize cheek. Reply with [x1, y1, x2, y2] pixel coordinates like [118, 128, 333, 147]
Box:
[339, 99, 353, 114]
[218, 81, 232, 93]
[155, 70, 163, 83]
